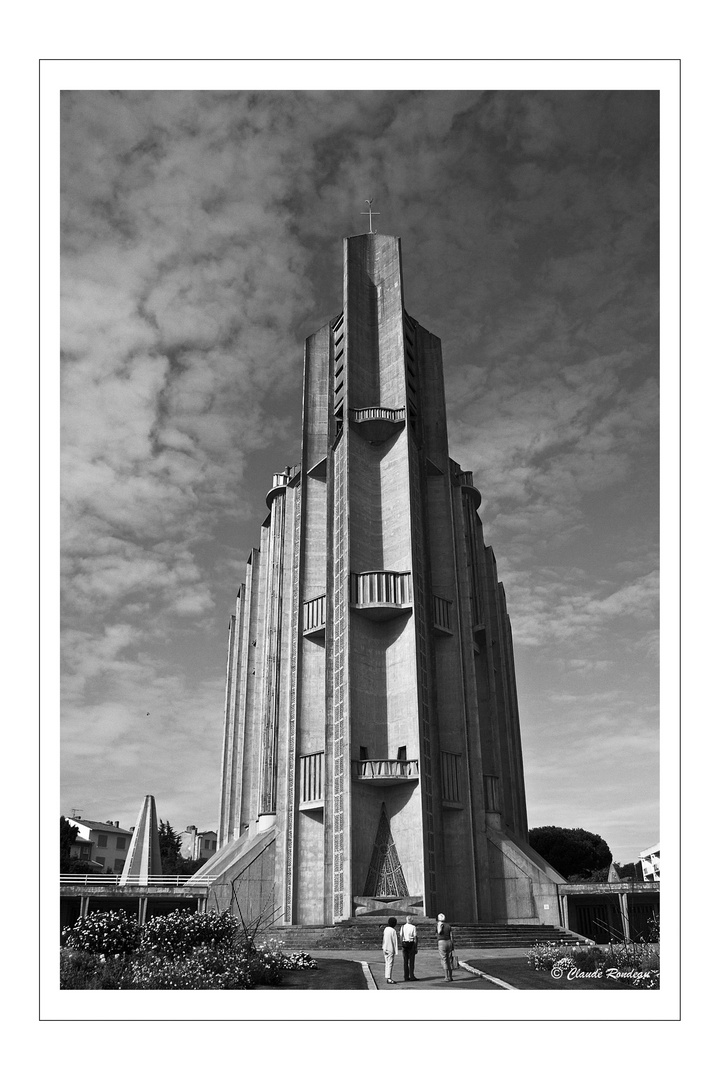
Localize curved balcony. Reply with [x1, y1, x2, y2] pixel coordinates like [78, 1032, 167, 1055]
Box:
[266, 471, 290, 508]
[457, 470, 482, 509]
[349, 405, 405, 443]
[351, 759, 419, 786]
[350, 570, 412, 621]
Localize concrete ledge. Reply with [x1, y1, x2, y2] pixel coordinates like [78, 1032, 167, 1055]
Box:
[459, 960, 515, 990]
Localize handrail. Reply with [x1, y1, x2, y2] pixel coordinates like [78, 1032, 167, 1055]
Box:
[349, 406, 405, 423]
[352, 758, 419, 780]
[60, 875, 217, 887]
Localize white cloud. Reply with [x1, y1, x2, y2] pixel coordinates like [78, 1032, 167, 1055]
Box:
[59, 90, 659, 854]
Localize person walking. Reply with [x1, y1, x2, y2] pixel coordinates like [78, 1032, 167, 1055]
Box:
[436, 913, 455, 981]
[399, 916, 419, 981]
[382, 916, 399, 983]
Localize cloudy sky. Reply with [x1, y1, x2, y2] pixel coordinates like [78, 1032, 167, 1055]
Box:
[59, 87, 660, 864]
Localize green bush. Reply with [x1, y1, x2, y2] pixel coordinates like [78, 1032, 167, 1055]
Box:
[62, 910, 141, 955]
[60, 910, 313, 989]
[60, 950, 131, 989]
[139, 909, 239, 956]
[128, 945, 252, 989]
[571, 946, 606, 972]
[246, 940, 285, 986]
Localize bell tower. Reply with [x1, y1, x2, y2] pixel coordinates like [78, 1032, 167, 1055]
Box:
[206, 231, 563, 929]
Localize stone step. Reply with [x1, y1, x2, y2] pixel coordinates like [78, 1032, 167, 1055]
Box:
[257, 923, 584, 950]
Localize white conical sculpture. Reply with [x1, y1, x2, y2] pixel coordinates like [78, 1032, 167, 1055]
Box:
[120, 795, 163, 883]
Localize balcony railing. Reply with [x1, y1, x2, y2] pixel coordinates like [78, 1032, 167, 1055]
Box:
[60, 875, 216, 887]
[303, 594, 326, 636]
[348, 406, 406, 443]
[350, 571, 412, 619]
[484, 774, 500, 814]
[349, 406, 406, 424]
[351, 759, 419, 785]
[441, 751, 462, 805]
[433, 595, 453, 634]
[457, 469, 482, 509]
[299, 751, 324, 809]
[265, 465, 300, 508]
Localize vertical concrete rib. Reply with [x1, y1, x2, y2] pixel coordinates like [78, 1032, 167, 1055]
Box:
[258, 487, 286, 816]
[282, 481, 302, 921]
[217, 604, 239, 845]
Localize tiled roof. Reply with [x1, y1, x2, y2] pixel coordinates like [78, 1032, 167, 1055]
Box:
[69, 818, 132, 835]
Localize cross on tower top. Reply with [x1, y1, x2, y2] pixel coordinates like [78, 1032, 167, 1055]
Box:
[362, 198, 380, 233]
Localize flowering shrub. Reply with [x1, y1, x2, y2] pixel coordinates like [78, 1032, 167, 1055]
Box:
[282, 951, 318, 971]
[527, 942, 569, 971]
[246, 939, 286, 985]
[128, 945, 252, 990]
[526, 939, 659, 989]
[60, 950, 131, 989]
[606, 940, 660, 988]
[59, 909, 314, 989]
[62, 910, 141, 955]
[139, 909, 239, 956]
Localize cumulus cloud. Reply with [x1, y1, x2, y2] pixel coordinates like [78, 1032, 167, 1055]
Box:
[60, 89, 659, 860]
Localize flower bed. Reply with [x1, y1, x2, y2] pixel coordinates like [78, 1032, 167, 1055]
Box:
[60, 909, 318, 990]
[526, 939, 659, 989]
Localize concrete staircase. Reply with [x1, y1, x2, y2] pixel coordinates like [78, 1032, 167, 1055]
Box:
[258, 918, 588, 951]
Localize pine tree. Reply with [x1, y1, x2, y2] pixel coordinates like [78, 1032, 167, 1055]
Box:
[158, 819, 182, 873]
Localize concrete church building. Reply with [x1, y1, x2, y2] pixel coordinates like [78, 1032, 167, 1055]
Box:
[198, 231, 564, 929]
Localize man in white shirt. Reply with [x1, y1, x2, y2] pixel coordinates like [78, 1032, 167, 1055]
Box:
[399, 916, 419, 981]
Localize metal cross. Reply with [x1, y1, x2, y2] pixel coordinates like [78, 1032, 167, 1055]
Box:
[362, 198, 380, 233]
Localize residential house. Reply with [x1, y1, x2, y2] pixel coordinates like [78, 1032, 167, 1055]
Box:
[66, 817, 133, 875]
[179, 826, 218, 863]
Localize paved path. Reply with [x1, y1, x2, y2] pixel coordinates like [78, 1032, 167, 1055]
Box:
[309, 948, 529, 990]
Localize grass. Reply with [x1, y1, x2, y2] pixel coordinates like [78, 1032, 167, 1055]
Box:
[255, 958, 368, 990]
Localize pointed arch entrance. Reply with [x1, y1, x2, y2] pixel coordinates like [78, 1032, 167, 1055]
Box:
[363, 803, 409, 898]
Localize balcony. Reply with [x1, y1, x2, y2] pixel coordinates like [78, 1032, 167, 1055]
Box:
[299, 751, 324, 810]
[432, 595, 453, 635]
[351, 759, 419, 786]
[350, 570, 412, 621]
[303, 594, 326, 639]
[457, 469, 482, 509]
[266, 471, 290, 508]
[349, 405, 405, 443]
[441, 751, 463, 807]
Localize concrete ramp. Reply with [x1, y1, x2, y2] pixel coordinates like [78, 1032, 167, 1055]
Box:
[187, 827, 276, 884]
[486, 825, 566, 924]
[189, 827, 278, 927]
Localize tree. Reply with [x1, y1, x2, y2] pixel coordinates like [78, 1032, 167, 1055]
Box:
[529, 826, 613, 881]
[177, 857, 208, 876]
[60, 816, 79, 871]
[158, 820, 182, 873]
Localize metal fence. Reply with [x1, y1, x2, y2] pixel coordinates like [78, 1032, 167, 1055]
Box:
[60, 874, 216, 887]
